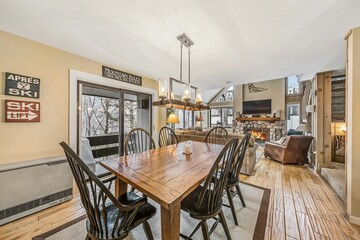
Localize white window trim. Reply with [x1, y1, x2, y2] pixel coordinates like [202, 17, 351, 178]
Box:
[69, 69, 158, 152]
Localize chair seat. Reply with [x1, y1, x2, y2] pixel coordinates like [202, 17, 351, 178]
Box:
[181, 185, 222, 218]
[119, 192, 156, 227]
[87, 192, 156, 240]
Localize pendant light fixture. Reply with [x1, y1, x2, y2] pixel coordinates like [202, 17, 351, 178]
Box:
[153, 33, 209, 111]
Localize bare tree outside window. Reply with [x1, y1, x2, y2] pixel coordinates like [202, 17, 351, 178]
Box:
[124, 100, 138, 134]
[82, 95, 120, 137]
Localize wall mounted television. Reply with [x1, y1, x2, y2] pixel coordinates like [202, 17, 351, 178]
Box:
[243, 99, 272, 114]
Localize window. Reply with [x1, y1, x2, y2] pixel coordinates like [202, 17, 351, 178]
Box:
[210, 107, 233, 128]
[80, 85, 152, 160]
[168, 109, 196, 129]
[184, 110, 193, 128]
[211, 109, 221, 126]
[223, 108, 233, 126]
[123, 94, 138, 134]
[287, 103, 300, 131]
[286, 76, 302, 95]
[195, 110, 209, 128]
[215, 86, 233, 102]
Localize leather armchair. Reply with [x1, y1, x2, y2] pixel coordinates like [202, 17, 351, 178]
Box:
[264, 135, 313, 164]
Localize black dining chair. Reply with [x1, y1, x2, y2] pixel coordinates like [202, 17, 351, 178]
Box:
[158, 126, 179, 147]
[60, 141, 156, 240]
[124, 128, 156, 192]
[124, 128, 156, 155]
[224, 132, 251, 225]
[180, 138, 239, 240]
[204, 126, 228, 145]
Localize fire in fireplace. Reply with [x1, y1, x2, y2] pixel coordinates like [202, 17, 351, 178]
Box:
[247, 128, 270, 142]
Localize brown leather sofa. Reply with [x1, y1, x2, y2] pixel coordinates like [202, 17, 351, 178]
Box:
[264, 135, 313, 164]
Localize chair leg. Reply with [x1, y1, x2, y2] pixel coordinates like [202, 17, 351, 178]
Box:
[201, 220, 210, 240]
[143, 221, 154, 240]
[189, 221, 202, 239]
[235, 184, 246, 207]
[85, 234, 91, 240]
[219, 210, 232, 240]
[225, 188, 238, 225]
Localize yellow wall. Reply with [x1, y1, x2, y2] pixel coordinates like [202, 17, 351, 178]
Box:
[347, 27, 360, 221]
[233, 84, 243, 113]
[0, 30, 162, 164]
[241, 78, 286, 119]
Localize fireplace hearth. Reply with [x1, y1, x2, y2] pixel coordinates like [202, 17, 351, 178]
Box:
[246, 128, 270, 142]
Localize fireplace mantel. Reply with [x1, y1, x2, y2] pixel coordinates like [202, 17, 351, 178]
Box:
[236, 117, 281, 123]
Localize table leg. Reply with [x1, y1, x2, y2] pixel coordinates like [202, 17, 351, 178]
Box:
[161, 202, 181, 240]
[115, 178, 127, 198]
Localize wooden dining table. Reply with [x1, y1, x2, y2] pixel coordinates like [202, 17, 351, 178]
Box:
[100, 141, 224, 240]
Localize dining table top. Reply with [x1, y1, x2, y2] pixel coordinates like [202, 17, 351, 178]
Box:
[100, 141, 225, 209]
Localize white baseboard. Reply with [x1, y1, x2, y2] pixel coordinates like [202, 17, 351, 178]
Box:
[350, 215, 360, 226]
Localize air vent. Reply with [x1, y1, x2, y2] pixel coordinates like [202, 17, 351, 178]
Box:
[0, 188, 72, 221]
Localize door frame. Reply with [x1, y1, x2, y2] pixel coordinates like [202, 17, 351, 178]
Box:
[69, 69, 158, 152]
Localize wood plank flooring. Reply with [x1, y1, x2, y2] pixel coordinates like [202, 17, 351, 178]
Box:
[0, 158, 359, 240]
[240, 158, 360, 240]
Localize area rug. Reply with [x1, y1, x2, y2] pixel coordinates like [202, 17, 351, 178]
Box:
[256, 146, 264, 163]
[33, 183, 270, 240]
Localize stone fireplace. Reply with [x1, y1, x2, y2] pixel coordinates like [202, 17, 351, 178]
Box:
[233, 118, 286, 141]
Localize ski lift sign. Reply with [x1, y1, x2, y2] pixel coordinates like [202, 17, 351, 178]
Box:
[5, 72, 40, 99]
[5, 100, 40, 122]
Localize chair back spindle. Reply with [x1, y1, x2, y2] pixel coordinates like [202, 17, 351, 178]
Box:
[60, 142, 144, 239]
[196, 138, 239, 214]
[159, 126, 179, 147]
[124, 128, 156, 155]
[204, 127, 228, 145]
[229, 133, 251, 184]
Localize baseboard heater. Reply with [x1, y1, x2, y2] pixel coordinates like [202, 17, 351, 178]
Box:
[0, 156, 73, 226]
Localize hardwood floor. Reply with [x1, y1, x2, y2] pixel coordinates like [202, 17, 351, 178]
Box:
[0, 158, 359, 240]
[240, 158, 360, 240]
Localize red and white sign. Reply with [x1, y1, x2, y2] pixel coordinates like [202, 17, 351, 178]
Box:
[5, 100, 40, 122]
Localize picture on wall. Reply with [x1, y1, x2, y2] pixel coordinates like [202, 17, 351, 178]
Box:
[247, 83, 268, 93]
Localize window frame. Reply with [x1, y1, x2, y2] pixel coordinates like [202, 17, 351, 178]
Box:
[286, 76, 303, 96]
[210, 107, 233, 128]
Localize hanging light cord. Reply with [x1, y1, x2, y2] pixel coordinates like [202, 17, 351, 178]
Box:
[188, 47, 191, 85]
[180, 43, 183, 82]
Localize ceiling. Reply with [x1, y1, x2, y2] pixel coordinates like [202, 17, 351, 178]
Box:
[0, 0, 359, 89]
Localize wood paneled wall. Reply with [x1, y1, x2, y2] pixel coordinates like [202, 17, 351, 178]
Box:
[312, 72, 332, 171]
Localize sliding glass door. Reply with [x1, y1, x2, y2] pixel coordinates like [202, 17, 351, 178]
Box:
[78, 84, 152, 164]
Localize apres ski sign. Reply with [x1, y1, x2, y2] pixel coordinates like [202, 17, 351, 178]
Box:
[5, 72, 40, 99]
